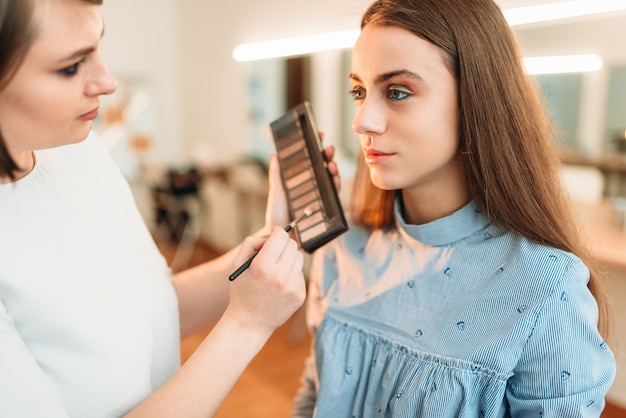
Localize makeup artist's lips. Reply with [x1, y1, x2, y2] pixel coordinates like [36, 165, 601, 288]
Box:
[364, 148, 395, 165]
[78, 107, 99, 121]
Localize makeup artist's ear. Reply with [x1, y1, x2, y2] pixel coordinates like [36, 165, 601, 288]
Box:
[264, 154, 290, 229]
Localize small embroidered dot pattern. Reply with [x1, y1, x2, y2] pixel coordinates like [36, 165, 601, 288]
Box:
[302, 202, 615, 417]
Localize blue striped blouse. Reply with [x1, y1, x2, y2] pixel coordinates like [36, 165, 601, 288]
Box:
[292, 201, 616, 417]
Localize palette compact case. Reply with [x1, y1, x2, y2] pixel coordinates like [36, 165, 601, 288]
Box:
[270, 101, 348, 253]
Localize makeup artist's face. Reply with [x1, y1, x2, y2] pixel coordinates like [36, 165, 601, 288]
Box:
[350, 25, 462, 196]
[0, 0, 117, 157]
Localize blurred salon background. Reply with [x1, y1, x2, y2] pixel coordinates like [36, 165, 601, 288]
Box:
[95, 1, 626, 416]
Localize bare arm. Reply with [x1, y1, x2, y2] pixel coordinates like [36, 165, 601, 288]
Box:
[172, 245, 241, 339]
[171, 146, 338, 339]
[125, 226, 305, 418]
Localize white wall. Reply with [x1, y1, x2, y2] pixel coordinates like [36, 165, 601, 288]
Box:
[99, 0, 369, 169]
[176, 0, 370, 168]
[100, 0, 185, 166]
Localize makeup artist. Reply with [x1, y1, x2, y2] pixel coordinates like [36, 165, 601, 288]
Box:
[0, 0, 338, 416]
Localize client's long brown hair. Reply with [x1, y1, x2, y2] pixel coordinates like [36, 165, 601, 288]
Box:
[349, 0, 610, 338]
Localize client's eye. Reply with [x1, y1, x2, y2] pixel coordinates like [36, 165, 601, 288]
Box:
[388, 87, 410, 101]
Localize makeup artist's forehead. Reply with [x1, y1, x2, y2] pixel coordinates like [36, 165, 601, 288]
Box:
[351, 25, 449, 83]
[29, 0, 104, 62]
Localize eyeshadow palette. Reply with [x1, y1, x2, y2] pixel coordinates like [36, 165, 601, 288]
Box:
[270, 101, 348, 253]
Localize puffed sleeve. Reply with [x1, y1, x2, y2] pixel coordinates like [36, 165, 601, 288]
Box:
[291, 246, 336, 417]
[0, 300, 70, 417]
[506, 260, 616, 417]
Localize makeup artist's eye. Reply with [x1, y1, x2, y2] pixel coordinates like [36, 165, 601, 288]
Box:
[349, 86, 365, 101]
[387, 86, 411, 101]
[58, 58, 86, 77]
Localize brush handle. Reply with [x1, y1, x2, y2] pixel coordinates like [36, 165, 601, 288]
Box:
[228, 222, 296, 281]
[228, 253, 257, 281]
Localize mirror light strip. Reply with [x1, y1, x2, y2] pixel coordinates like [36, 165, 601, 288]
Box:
[232, 30, 360, 62]
[503, 0, 626, 26]
[523, 54, 603, 75]
[233, 1, 626, 62]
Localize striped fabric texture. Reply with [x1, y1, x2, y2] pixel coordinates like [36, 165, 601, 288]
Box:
[292, 201, 615, 418]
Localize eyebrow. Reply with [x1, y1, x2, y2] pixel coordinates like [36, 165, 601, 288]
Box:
[349, 69, 423, 84]
[57, 24, 105, 63]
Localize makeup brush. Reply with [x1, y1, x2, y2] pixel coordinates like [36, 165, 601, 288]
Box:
[228, 207, 314, 281]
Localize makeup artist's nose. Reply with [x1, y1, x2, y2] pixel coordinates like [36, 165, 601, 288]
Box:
[84, 52, 118, 97]
[352, 98, 386, 136]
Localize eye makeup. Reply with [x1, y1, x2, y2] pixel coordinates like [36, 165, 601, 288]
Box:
[270, 101, 348, 253]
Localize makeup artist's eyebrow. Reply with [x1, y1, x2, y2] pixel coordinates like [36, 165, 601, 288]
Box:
[57, 24, 106, 63]
[58, 46, 95, 63]
[349, 69, 423, 84]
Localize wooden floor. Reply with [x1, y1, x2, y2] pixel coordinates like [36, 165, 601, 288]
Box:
[181, 311, 310, 417]
[604, 402, 626, 418]
[159, 238, 626, 418]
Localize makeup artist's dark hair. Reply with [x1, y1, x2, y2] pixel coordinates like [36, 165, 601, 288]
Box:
[348, 0, 609, 338]
[0, 0, 103, 180]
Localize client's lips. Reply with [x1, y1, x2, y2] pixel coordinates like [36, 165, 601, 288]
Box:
[364, 148, 395, 164]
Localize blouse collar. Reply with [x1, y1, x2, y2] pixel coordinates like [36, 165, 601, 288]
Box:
[394, 198, 490, 246]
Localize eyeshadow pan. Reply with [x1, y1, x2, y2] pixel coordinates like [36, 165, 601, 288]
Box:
[283, 148, 307, 166]
[285, 169, 313, 190]
[276, 130, 302, 149]
[278, 139, 304, 160]
[284, 159, 310, 178]
[292, 190, 319, 210]
[297, 210, 325, 231]
[295, 200, 322, 218]
[299, 222, 329, 243]
[289, 179, 316, 199]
